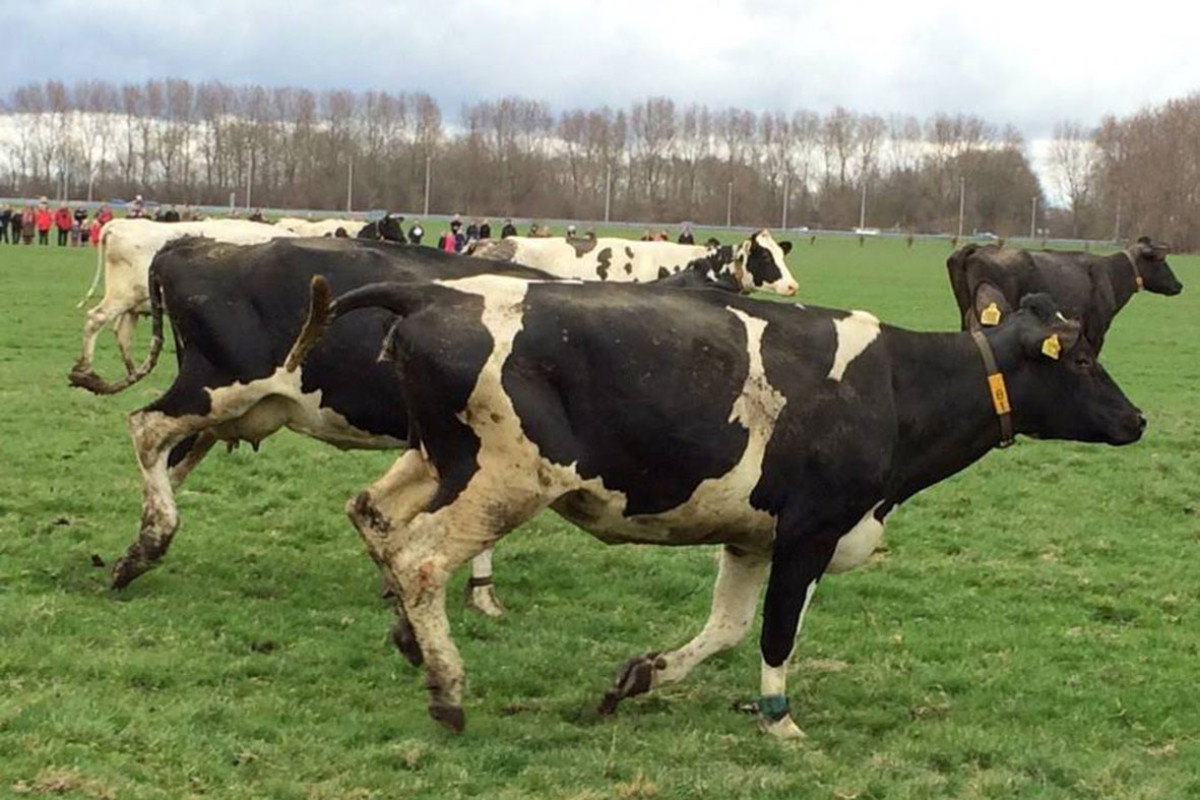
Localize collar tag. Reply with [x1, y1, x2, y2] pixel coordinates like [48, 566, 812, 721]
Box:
[987, 373, 1011, 415]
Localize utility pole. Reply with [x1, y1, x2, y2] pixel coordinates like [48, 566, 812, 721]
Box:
[858, 180, 867, 229]
[604, 163, 612, 223]
[726, 180, 733, 227]
[346, 157, 354, 212]
[781, 172, 790, 230]
[245, 151, 254, 211]
[1029, 196, 1038, 240]
[957, 176, 965, 238]
[1114, 196, 1122, 242]
[422, 154, 431, 216]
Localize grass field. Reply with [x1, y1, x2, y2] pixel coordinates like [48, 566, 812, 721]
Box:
[0, 232, 1197, 799]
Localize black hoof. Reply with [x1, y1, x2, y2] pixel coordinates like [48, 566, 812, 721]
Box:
[598, 652, 663, 715]
[429, 701, 465, 733]
[391, 618, 424, 667]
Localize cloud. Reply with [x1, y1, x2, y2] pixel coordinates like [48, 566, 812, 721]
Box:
[4, 0, 1198, 140]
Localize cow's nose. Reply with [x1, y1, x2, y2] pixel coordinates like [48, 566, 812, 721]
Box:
[1138, 413, 1147, 432]
[785, 285, 798, 296]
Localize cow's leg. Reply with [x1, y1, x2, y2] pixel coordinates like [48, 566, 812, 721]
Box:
[168, 430, 217, 490]
[347, 450, 440, 667]
[756, 533, 839, 739]
[599, 545, 769, 714]
[73, 300, 120, 376]
[464, 547, 505, 617]
[111, 408, 190, 589]
[113, 311, 140, 375]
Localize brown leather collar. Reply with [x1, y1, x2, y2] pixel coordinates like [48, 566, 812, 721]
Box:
[1123, 250, 1144, 292]
[971, 330, 1014, 448]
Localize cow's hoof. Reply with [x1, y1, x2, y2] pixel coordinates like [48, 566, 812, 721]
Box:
[759, 714, 806, 740]
[429, 701, 466, 733]
[390, 618, 424, 667]
[465, 582, 505, 617]
[597, 652, 663, 715]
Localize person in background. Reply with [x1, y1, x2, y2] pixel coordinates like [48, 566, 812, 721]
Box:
[128, 194, 145, 218]
[21, 205, 35, 244]
[478, 219, 491, 240]
[0, 205, 10, 244]
[566, 224, 577, 239]
[465, 218, 479, 241]
[162, 205, 180, 222]
[9, 206, 22, 244]
[89, 215, 103, 247]
[677, 222, 695, 245]
[35, 200, 53, 245]
[408, 219, 424, 245]
[96, 203, 113, 227]
[248, 208, 265, 223]
[451, 218, 466, 252]
[74, 206, 88, 245]
[439, 225, 456, 253]
[501, 218, 517, 238]
[54, 203, 72, 245]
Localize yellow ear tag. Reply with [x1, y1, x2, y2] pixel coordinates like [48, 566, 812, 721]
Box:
[980, 303, 1002, 326]
[1041, 334, 1061, 360]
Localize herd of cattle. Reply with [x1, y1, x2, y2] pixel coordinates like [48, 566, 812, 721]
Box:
[65, 216, 1182, 739]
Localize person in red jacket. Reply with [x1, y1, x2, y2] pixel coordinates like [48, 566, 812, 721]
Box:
[34, 200, 53, 245]
[54, 204, 72, 246]
[96, 204, 113, 226]
[89, 217, 103, 247]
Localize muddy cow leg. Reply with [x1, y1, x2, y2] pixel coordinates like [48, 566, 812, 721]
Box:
[464, 547, 505, 617]
[347, 450, 440, 666]
[600, 545, 770, 714]
[111, 408, 192, 589]
[113, 312, 140, 375]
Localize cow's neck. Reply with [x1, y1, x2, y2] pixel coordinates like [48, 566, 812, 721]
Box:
[885, 328, 1011, 504]
[1107, 252, 1140, 310]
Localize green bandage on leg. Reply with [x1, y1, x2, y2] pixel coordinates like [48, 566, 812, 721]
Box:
[758, 694, 790, 721]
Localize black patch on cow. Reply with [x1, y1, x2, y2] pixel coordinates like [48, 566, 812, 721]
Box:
[596, 247, 613, 280]
[745, 235, 785, 287]
[625, 246, 634, 259]
[569, 238, 598, 257]
[657, 267, 670, 279]
[503, 283, 751, 516]
[624, 263, 632, 274]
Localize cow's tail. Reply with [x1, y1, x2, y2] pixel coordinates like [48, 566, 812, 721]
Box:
[286, 276, 437, 372]
[68, 263, 166, 395]
[945, 243, 980, 326]
[76, 224, 108, 308]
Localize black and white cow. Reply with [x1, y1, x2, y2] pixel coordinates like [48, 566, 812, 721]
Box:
[947, 236, 1182, 352]
[106, 237, 761, 606]
[357, 213, 406, 242]
[288, 274, 1145, 737]
[474, 229, 798, 296]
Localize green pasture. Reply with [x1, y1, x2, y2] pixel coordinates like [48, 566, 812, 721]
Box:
[0, 233, 1197, 799]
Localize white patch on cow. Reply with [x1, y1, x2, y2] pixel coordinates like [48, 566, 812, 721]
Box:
[201, 366, 402, 450]
[827, 310, 881, 382]
[828, 502, 887, 574]
[757, 579, 816, 739]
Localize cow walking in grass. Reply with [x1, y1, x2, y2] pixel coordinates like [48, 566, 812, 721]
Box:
[947, 236, 1182, 353]
[288, 274, 1145, 738]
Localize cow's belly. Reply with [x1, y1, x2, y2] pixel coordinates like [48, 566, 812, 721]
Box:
[827, 502, 886, 573]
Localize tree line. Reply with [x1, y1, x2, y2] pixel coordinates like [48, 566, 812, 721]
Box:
[1, 79, 1195, 247]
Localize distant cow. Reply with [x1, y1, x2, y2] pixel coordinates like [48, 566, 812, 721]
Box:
[105, 238, 758, 613]
[947, 237, 1182, 352]
[71, 218, 300, 393]
[289, 276, 1144, 737]
[276, 217, 368, 238]
[357, 214, 406, 242]
[473, 229, 799, 296]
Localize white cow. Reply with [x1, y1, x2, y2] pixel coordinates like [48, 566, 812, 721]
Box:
[473, 230, 798, 295]
[276, 217, 367, 238]
[71, 218, 299, 393]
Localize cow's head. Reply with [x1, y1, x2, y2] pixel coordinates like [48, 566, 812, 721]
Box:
[1001, 294, 1144, 445]
[731, 230, 798, 296]
[1130, 236, 1183, 296]
[376, 213, 406, 242]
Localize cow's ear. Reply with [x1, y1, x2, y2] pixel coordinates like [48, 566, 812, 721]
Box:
[1017, 293, 1058, 324]
[779, 241, 792, 255]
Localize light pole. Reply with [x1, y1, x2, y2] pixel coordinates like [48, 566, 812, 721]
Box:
[604, 163, 612, 223]
[1029, 196, 1037, 240]
[781, 172, 790, 230]
[957, 176, 965, 239]
[858, 180, 867, 230]
[726, 180, 733, 227]
[346, 157, 354, 213]
[422, 155, 431, 216]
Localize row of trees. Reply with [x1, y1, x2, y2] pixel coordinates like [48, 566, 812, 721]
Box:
[1, 79, 1193, 246]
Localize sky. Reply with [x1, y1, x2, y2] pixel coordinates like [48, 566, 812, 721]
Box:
[4, 0, 1198, 143]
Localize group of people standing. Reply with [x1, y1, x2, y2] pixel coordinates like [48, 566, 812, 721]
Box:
[1, 198, 115, 247]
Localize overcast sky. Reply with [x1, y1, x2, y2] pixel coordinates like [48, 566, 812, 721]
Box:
[4, 0, 1197, 141]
